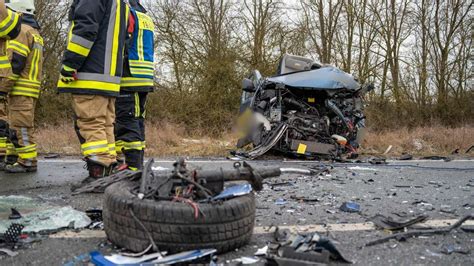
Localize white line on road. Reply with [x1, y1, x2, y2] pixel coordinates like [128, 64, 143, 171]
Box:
[50, 219, 474, 239]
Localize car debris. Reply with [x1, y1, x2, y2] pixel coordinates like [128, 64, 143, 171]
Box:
[440, 243, 470, 255]
[90, 249, 217, 265]
[96, 158, 319, 254]
[339, 201, 360, 213]
[365, 214, 473, 246]
[212, 184, 253, 201]
[370, 214, 428, 231]
[0, 248, 18, 257]
[255, 245, 268, 256]
[0, 196, 91, 234]
[8, 209, 22, 220]
[234, 54, 373, 160]
[266, 227, 352, 264]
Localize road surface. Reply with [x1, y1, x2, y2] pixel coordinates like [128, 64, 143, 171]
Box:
[0, 158, 473, 265]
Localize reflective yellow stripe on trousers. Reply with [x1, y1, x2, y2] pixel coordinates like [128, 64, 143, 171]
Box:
[81, 140, 109, 156]
[17, 144, 37, 160]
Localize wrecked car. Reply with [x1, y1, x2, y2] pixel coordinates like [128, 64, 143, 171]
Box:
[235, 54, 373, 160]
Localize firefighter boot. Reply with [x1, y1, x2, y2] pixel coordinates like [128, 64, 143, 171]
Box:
[5, 163, 37, 173]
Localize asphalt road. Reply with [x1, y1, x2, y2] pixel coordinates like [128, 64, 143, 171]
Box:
[0, 158, 473, 265]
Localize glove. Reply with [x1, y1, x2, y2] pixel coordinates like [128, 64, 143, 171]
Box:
[60, 65, 78, 83]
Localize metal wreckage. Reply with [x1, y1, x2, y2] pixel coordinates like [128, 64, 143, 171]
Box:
[68, 54, 377, 264]
[234, 54, 374, 160]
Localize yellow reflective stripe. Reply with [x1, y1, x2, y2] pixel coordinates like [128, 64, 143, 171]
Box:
[11, 87, 40, 98]
[129, 60, 154, 67]
[0, 137, 6, 149]
[110, 0, 121, 76]
[0, 10, 19, 37]
[137, 28, 144, 61]
[108, 143, 117, 156]
[7, 41, 30, 56]
[58, 80, 120, 92]
[115, 140, 124, 154]
[67, 42, 90, 57]
[29, 48, 40, 81]
[82, 140, 108, 149]
[15, 79, 41, 88]
[81, 140, 109, 156]
[17, 144, 37, 160]
[121, 77, 154, 87]
[66, 22, 90, 57]
[134, 93, 140, 118]
[123, 141, 144, 151]
[18, 151, 37, 160]
[17, 144, 37, 152]
[130, 68, 154, 75]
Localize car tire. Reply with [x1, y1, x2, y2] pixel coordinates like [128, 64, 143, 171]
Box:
[103, 181, 256, 253]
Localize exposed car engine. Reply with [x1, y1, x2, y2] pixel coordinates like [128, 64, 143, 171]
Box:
[235, 54, 373, 160]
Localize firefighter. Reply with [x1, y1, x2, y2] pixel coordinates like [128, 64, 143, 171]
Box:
[115, 0, 155, 171]
[0, 0, 22, 171]
[57, 0, 128, 179]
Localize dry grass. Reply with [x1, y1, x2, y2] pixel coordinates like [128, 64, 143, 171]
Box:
[36, 122, 236, 157]
[360, 126, 474, 157]
[36, 123, 473, 158]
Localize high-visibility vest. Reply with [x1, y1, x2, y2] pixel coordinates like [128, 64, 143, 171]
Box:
[57, 0, 128, 97]
[121, 8, 155, 92]
[0, 6, 21, 81]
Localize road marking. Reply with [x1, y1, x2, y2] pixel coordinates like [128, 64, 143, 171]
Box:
[50, 219, 474, 239]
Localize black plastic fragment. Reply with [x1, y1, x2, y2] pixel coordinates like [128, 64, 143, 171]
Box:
[8, 208, 22, 220]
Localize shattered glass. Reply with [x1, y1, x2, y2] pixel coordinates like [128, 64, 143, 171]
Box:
[0, 196, 91, 233]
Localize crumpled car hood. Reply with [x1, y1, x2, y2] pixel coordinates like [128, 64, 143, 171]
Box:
[267, 66, 360, 91]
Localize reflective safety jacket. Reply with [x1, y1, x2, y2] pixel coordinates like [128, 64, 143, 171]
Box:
[121, 7, 155, 92]
[0, 2, 22, 83]
[57, 0, 128, 97]
[0, 17, 43, 98]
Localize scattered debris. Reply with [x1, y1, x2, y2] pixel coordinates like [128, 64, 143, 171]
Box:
[368, 158, 387, 165]
[267, 228, 352, 264]
[340, 202, 360, 213]
[0, 196, 91, 233]
[255, 245, 268, 256]
[8, 209, 22, 220]
[290, 195, 320, 202]
[212, 184, 253, 201]
[440, 244, 470, 255]
[91, 249, 216, 265]
[348, 166, 377, 171]
[233, 256, 260, 264]
[398, 153, 413, 160]
[370, 215, 428, 230]
[0, 248, 18, 257]
[365, 214, 473, 246]
[275, 198, 288, 205]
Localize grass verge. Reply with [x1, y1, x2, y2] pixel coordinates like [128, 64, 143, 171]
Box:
[36, 123, 473, 158]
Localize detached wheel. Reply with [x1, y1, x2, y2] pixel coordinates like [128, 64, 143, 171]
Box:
[103, 181, 256, 253]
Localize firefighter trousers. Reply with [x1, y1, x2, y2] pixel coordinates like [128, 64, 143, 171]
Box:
[115, 91, 147, 170]
[4, 96, 37, 166]
[72, 94, 116, 167]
